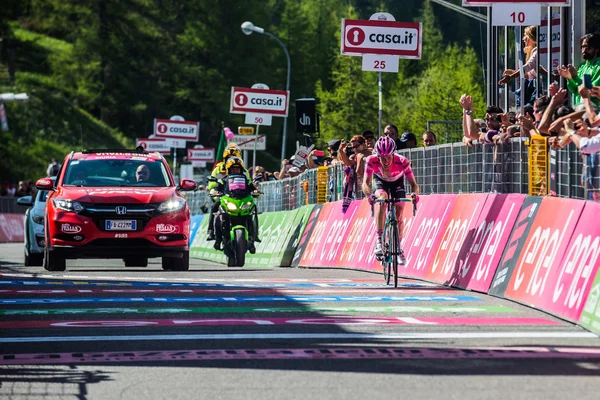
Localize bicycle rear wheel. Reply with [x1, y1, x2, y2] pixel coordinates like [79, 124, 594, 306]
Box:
[391, 222, 400, 288]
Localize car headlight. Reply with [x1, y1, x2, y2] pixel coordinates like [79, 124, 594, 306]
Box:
[32, 215, 44, 224]
[53, 198, 84, 213]
[226, 201, 238, 211]
[158, 198, 186, 213]
[240, 201, 253, 211]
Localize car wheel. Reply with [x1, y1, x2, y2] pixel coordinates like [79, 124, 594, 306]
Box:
[162, 252, 189, 272]
[43, 247, 66, 271]
[25, 251, 43, 267]
[124, 257, 148, 267]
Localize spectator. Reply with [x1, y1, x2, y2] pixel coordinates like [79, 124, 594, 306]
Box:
[560, 118, 600, 155]
[422, 131, 437, 147]
[46, 157, 61, 177]
[327, 138, 341, 157]
[362, 130, 376, 149]
[400, 132, 418, 149]
[384, 124, 401, 150]
[15, 181, 28, 197]
[499, 25, 541, 106]
[557, 33, 600, 106]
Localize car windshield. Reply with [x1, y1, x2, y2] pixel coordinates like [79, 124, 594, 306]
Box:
[63, 158, 171, 187]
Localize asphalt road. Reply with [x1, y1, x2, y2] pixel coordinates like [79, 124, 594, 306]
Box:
[1, 242, 600, 400]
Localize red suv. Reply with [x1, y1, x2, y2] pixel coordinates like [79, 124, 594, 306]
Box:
[36, 148, 197, 271]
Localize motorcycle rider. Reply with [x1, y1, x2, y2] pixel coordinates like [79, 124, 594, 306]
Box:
[211, 157, 260, 253]
[206, 144, 248, 240]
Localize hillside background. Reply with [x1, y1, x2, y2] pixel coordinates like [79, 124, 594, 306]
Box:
[0, 0, 597, 182]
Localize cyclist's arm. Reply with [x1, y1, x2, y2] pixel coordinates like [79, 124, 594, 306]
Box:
[406, 175, 420, 196]
[404, 161, 419, 195]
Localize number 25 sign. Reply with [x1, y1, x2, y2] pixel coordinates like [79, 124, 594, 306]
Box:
[361, 54, 400, 73]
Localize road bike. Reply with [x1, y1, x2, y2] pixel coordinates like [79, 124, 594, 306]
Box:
[370, 195, 417, 287]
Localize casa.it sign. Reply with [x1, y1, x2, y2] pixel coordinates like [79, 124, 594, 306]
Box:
[136, 138, 170, 154]
[230, 87, 289, 117]
[187, 148, 215, 162]
[462, 0, 570, 6]
[153, 119, 199, 141]
[341, 19, 422, 59]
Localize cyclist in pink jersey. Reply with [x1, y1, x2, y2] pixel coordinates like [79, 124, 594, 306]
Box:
[362, 135, 420, 261]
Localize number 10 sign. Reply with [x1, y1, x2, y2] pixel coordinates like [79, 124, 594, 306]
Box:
[491, 3, 542, 26]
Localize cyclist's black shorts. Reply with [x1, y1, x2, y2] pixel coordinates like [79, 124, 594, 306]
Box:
[374, 176, 406, 201]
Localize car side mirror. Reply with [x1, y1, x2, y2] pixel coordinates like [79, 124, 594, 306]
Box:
[16, 196, 34, 206]
[36, 178, 55, 191]
[177, 179, 197, 191]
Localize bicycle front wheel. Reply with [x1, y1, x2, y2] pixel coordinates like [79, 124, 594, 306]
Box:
[391, 222, 400, 288]
[382, 223, 392, 285]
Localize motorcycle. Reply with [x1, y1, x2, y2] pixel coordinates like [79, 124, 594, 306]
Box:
[207, 176, 260, 267]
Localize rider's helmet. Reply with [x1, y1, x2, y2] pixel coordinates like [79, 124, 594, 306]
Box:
[375, 135, 396, 156]
[223, 145, 242, 160]
[225, 157, 245, 174]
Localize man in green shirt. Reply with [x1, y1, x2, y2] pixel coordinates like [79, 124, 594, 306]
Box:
[558, 33, 600, 106]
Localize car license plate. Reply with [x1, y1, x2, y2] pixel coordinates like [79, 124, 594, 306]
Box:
[105, 220, 136, 231]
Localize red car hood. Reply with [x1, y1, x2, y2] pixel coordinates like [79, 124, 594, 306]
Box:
[57, 187, 178, 204]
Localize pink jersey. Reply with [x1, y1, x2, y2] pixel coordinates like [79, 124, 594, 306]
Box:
[365, 154, 414, 182]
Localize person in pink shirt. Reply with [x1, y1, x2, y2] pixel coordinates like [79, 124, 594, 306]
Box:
[362, 136, 420, 263]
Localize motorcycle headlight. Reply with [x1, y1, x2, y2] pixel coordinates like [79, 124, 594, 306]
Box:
[240, 201, 253, 211]
[32, 215, 44, 224]
[158, 198, 186, 213]
[53, 198, 84, 213]
[226, 202, 238, 211]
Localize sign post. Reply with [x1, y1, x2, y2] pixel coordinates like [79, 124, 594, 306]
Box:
[340, 14, 422, 137]
[153, 116, 200, 174]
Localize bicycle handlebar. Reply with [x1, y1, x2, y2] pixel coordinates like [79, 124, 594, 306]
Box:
[369, 197, 418, 217]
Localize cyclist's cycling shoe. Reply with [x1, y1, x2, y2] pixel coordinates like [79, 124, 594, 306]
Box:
[213, 240, 222, 251]
[398, 249, 406, 265]
[374, 241, 384, 258]
[248, 241, 256, 254]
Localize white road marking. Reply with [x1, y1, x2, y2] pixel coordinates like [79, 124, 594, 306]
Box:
[0, 331, 596, 343]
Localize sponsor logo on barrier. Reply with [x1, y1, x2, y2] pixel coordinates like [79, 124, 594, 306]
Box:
[489, 197, 542, 296]
[543, 202, 600, 321]
[552, 234, 600, 311]
[504, 198, 583, 304]
[429, 195, 485, 281]
[404, 195, 456, 277]
[457, 194, 525, 292]
[301, 207, 332, 264]
[320, 203, 358, 264]
[292, 206, 321, 267]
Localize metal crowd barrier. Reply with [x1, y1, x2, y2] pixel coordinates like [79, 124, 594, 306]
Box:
[0, 196, 27, 214]
[173, 136, 598, 215]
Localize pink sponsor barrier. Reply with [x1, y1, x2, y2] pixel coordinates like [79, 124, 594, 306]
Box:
[0, 213, 25, 243]
[426, 194, 488, 285]
[298, 201, 361, 267]
[441, 194, 526, 293]
[539, 201, 600, 322]
[502, 197, 585, 320]
[400, 194, 458, 279]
